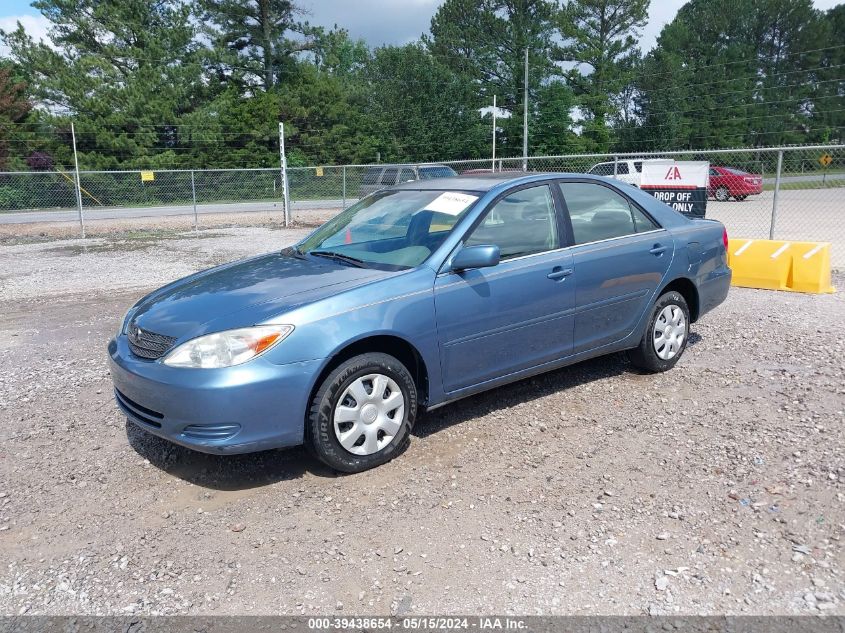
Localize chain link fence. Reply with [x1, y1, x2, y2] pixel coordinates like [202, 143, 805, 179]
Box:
[1, 145, 842, 266]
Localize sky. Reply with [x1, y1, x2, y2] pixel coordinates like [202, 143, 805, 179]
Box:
[0, 0, 842, 55]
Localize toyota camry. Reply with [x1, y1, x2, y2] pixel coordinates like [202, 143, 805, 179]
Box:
[108, 173, 731, 473]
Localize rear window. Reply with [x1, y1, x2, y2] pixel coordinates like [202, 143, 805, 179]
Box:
[419, 166, 457, 179]
[363, 168, 382, 185]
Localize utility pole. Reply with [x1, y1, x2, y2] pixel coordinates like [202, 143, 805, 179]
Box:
[71, 121, 85, 238]
[522, 48, 529, 171]
[491, 95, 497, 173]
[278, 122, 290, 227]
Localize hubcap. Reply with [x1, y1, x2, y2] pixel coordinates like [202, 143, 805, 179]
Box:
[653, 304, 686, 360]
[333, 373, 405, 456]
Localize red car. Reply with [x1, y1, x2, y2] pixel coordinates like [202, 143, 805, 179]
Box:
[708, 166, 763, 201]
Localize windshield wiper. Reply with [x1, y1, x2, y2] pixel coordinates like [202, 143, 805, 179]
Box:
[289, 246, 307, 259]
[309, 250, 369, 268]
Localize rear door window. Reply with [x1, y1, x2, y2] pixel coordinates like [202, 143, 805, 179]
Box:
[558, 182, 658, 245]
[380, 168, 398, 185]
[399, 167, 416, 182]
[363, 168, 382, 185]
[615, 162, 630, 175]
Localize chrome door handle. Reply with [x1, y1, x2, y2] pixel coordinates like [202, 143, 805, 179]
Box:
[649, 244, 668, 255]
[547, 267, 573, 280]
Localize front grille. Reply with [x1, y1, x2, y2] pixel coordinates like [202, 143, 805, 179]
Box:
[127, 322, 177, 360]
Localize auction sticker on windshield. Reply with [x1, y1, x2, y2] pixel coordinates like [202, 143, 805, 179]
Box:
[424, 192, 479, 215]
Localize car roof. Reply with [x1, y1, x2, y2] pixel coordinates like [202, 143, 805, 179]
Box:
[392, 172, 621, 192]
[365, 163, 453, 169]
[391, 172, 534, 191]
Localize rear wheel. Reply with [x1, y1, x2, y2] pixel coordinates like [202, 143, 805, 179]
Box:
[628, 291, 690, 373]
[714, 186, 730, 202]
[306, 352, 417, 473]
[734, 194, 748, 201]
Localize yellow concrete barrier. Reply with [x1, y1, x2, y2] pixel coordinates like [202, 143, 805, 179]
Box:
[727, 239, 835, 294]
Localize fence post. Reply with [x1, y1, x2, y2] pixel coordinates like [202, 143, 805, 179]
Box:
[769, 150, 783, 240]
[342, 165, 347, 210]
[70, 122, 85, 238]
[522, 48, 529, 171]
[491, 94, 497, 173]
[278, 122, 290, 227]
[613, 155, 619, 178]
[190, 170, 198, 232]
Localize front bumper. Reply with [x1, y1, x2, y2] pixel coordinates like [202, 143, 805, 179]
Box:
[108, 336, 323, 454]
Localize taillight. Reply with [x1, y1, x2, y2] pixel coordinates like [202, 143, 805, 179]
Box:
[722, 227, 729, 250]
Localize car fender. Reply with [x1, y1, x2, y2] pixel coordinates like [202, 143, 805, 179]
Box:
[260, 266, 445, 404]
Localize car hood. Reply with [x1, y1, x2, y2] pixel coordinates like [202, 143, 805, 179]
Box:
[130, 252, 394, 339]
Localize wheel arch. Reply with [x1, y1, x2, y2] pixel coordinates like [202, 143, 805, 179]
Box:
[659, 277, 700, 322]
[308, 333, 431, 412]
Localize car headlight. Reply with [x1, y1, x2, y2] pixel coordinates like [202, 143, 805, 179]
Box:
[162, 325, 294, 369]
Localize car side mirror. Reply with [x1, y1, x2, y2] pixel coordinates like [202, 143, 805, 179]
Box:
[450, 244, 500, 272]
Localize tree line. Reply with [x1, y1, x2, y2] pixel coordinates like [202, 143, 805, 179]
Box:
[0, 0, 842, 172]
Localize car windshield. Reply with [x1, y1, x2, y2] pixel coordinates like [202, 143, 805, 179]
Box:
[296, 189, 480, 270]
[724, 167, 750, 175]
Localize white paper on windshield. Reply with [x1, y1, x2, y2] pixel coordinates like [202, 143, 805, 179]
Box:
[424, 192, 478, 216]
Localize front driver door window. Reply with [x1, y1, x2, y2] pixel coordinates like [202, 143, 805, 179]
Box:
[464, 185, 559, 257]
[433, 184, 575, 393]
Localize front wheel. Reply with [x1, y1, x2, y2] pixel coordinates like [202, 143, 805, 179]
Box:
[628, 291, 690, 373]
[306, 352, 417, 473]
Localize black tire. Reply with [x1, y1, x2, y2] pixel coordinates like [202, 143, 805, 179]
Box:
[735, 195, 748, 201]
[306, 352, 417, 473]
[714, 186, 729, 202]
[628, 291, 691, 373]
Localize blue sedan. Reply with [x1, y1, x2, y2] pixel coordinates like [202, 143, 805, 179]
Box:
[108, 173, 731, 472]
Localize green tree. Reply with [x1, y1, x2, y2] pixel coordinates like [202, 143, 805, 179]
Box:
[2, 0, 206, 169]
[195, 0, 313, 91]
[532, 80, 585, 155]
[309, 27, 370, 78]
[553, 0, 649, 152]
[279, 66, 384, 165]
[0, 64, 32, 169]
[813, 5, 845, 143]
[364, 43, 488, 162]
[426, 0, 559, 157]
[633, 0, 825, 150]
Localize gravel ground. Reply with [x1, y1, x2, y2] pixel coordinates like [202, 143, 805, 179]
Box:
[0, 227, 843, 616]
